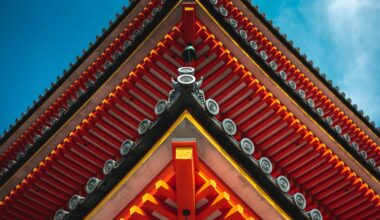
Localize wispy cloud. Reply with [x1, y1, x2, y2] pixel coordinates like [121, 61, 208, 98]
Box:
[324, 0, 380, 125]
[270, 0, 380, 126]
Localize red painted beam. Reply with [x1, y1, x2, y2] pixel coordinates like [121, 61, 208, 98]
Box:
[182, 2, 196, 45]
[173, 140, 197, 220]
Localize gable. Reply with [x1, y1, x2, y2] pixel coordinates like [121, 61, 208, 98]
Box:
[1, 1, 380, 220]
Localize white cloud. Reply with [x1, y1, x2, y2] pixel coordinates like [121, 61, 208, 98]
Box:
[323, 0, 380, 125]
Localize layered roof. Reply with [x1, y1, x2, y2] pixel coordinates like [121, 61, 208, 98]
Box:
[1, 0, 380, 219]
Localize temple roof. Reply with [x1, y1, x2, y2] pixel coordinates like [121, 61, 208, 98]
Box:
[1, 1, 380, 219]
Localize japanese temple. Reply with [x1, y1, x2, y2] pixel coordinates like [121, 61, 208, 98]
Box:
[1, 0, 380, 219]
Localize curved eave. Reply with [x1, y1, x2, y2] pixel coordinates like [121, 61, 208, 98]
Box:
[0, 0, 180, 186]
[240, 0, 380, 138]
[198, 0, 380, 181]
[0, 1, 139, 146]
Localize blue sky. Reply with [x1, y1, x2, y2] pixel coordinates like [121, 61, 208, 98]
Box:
[0, 0, 379, 136]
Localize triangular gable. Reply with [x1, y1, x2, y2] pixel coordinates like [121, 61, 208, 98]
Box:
[1, 1, 380, 220]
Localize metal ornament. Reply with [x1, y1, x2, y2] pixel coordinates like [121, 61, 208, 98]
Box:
[249, 41, 258, 50]
[122, 40, 131, 50]
[307, 99, 315, 108]
[141, 19, 151, 28]
[112, 51, 122, 60]
[182, 46, 197, 63]
[41, 126, 50, 134]
[76, 88, 85, 98]
[269, 61, 277, 70]
[103, 159, 117, 175]
[260, 51, 268, 60]
[309, 209, 323, 220]
[68, 195, 85, 210]
[239, 138, 255, 155]
[298, 89, 306, 99]
[259, 157, 273, 174]
[50, 117, 59, 126]
[120, 139, 135, 156]
[54, 209, 69, 220]
[325, 117, 333, 126]
[279, 71, 287, 80]
[351, 142, 359, 151]
[293, 192, 307, 209]
[222, 119, 237, 136]
[240, 30, 248, 39]
[205, 99, 220, 116]
[360, 150, 367, 159]
[138, 119, 152, 135]
[8, 160, 16, 169]
[103, 60, 113, 70]
[219, 7, 228, 17]
[288, 80, 297, 90]
[343, 134, 350, 142]
[154, 100, 168, 115]
[94, 70, 104, 79]
[334, 125, 342, 134]
[178, 67, 195, 75]
[85, 177, 101, 194]
[25, 143, 33, 151]
[276, 175, 290, 193]
[33, 134, 42, 143]
[316, 108, 324, 117]
[151, 7, 160, 16]
[67, 99, 76, 108]
[0, 168, 8, 176]
[16, 152, 24, 160]
[210, 0, 218, 5]
[229, 19, 238, 28]
[368, 158, 376, 167]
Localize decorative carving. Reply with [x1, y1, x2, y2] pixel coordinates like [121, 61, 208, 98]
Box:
[210, 0, 218, 5]
[151, 7, 160, 17]
[309, 209, 323, 220]
[269, 61, 277, 70]
[292, 192, 306, 209]
[41, 126, 50, 134]
[154, 100, 168, 115]
[219, 7, 228, 17]
[222, 119, 237, 136]
[103, 159, 117, 175]
[205, 99, 220, 116]
[279, 71, 287, 80]
[334, 125, 342, 134]
[249, 41, 258, 50]
[260, 51, 268, 60]
[120, 139, 135, 156]
[259, 157, 273, 174]
[368, 158, 376, 167]
[307, 99, 314, 108]
[298, 89, 305, 99]
[325, 117, 333, 126]
[54, 209, 69, 220]
[138, 119, 152, 135]
[316, 108, 324, 117]
[351, 142, 359, 151]
[229, 19, 238, 28]
[276, 175, 290, 193]
[85, 177, 101, 194]
[239, 30, 247, 39]
[343, 134, 350, 142]
[288, 80, 297, 90]
[360, 150, 367, 159]
[239, 138, 255, 155]
[68, 195, 85, 210]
